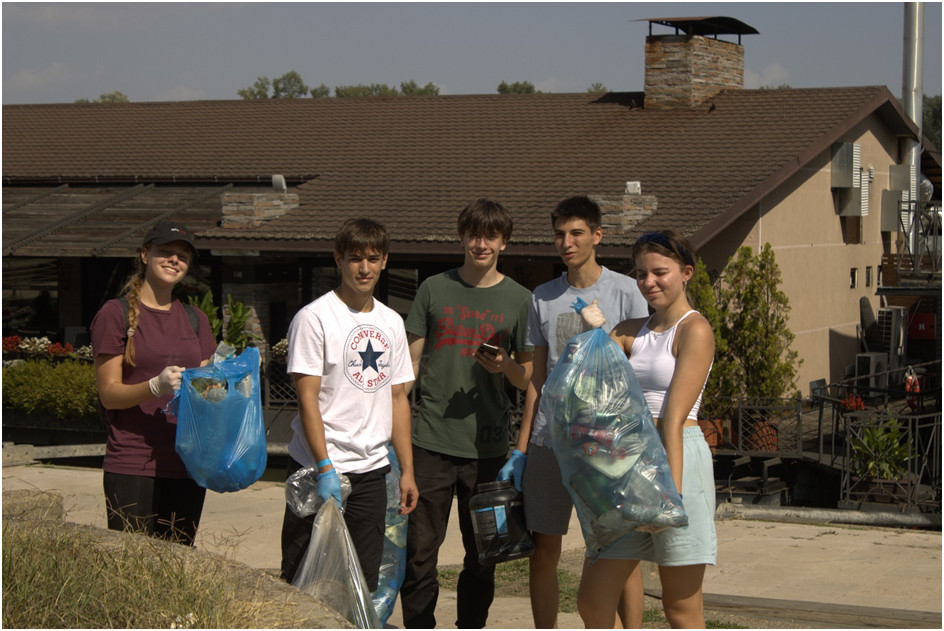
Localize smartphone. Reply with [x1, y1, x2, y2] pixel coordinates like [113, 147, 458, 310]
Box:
[477, 342, 500, 357]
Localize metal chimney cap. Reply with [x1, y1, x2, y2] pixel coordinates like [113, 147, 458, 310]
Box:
[638, 16, 759, 37]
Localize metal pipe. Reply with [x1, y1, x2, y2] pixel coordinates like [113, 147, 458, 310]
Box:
[902, 3, 925, 254]
[718, 502, 941, 530]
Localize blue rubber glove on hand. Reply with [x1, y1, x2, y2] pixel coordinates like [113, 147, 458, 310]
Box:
[497, 449, 527, 492]
[317, 468, 343, 509]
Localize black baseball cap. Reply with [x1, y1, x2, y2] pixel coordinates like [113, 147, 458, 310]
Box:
[143, 222, 198, 255]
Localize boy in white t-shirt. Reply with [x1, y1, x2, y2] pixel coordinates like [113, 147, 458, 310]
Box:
[279, 218, 418, 592]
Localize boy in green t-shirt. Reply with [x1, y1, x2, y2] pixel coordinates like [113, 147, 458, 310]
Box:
[400, 198, 534, 629]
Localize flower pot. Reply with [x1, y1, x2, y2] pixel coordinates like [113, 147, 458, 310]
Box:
[697, 419, 723, 453]
[743, 420, 778, 452]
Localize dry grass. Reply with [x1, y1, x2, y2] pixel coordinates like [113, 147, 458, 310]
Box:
[1, 490, 349, 629]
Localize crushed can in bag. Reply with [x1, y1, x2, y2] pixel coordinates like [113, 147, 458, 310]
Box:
[469, 480, 535, 565]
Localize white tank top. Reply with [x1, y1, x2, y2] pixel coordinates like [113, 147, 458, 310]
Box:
[628, 310, 705, 421]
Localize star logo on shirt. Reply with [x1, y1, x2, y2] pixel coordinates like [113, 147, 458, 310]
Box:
[344, 324, 393, 393]
[359, 340, 384, 373]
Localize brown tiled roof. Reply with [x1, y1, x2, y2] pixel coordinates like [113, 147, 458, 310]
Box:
[2, 86, 916, 256]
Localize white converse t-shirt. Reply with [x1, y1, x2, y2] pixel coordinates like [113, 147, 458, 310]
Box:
[286, 290, 413, 474]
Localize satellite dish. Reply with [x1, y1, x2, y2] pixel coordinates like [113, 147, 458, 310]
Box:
[272, 174, 287, 193]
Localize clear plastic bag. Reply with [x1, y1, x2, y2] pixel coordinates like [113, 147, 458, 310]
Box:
[541, 328, 687, 559]
[371, 448, 408, 626]
[169, 346, 267, 493]
[284, 466, 352, 518]
[292, 501, 381, 629]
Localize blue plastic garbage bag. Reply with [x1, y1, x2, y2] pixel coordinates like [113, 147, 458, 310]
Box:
[371, 447, 408, 626]
[541, 328, 687, 559]
[169, 346, 267, 493]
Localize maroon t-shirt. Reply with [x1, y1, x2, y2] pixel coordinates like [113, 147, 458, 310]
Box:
[90, 299, 216, 477]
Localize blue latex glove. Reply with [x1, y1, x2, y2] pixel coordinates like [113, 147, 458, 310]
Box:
[497, 449, 527, 492]
[317, 468, 343, 509]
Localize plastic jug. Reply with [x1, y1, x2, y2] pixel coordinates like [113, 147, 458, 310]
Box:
[469, 480, 535, 565]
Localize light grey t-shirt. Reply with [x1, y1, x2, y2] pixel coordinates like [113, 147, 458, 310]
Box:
[527, 266, 649, 445]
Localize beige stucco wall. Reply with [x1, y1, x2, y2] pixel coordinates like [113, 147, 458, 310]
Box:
[708, 114, 902, 395]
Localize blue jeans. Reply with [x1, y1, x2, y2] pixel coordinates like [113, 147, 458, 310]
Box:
[400, 445, 505, 628]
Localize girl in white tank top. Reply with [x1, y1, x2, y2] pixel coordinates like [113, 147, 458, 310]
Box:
[629, 310, 707, 421]
[576, 231, 716, 629]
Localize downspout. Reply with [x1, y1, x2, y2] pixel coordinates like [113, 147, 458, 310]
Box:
[901, 2, 924, 254]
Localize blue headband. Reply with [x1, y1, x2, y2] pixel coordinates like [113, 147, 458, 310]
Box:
[634, 232, 695, 266]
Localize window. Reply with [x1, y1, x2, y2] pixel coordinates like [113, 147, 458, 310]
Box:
[866, 266, 873, 288]
[850, 268, 858, 289]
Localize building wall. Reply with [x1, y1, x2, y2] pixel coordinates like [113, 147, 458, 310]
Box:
[709, 114, 902, 394]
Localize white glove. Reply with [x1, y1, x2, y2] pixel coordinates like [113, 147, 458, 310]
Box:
[580, 300, 607, 329]
[148, 366, 183, 397]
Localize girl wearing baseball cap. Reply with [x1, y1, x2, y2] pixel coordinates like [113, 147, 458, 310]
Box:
[89, 222, 216, 545]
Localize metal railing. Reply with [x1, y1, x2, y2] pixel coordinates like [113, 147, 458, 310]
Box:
[699, 395, 805, 456]
[840, 409, 941, 512]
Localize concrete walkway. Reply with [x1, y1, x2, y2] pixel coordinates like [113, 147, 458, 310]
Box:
[3, 461, 941, 628]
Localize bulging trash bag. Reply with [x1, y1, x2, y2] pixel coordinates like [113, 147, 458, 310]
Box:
[371, 447, 408, 626]
[169, 346, 267, 493]
[293, 501, 381, 629]
[541, 328, 687, 559]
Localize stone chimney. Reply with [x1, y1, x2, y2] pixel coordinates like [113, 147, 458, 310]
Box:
[642, 17, 757, 110]
[221, 191, 298, 229]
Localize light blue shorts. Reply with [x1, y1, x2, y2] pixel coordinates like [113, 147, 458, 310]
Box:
[598, 426, 717, 566]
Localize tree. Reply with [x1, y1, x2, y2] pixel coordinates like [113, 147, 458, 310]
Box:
[272, 71, 309, 99]
[687, 260, 738, 412]
[237, 76, 271, 100]
[335, 83, 399, 98]
[688, 244, 801, 415]
[586, 83, 608, 94]
[497, 80, 538, 94]
[400, 80, 440, 96]
[310, 83, 331, 99]
[239, 71, 310, 99]
[923, 94, 941, 150]
[75, 90, 130, 104]
[720, 244, 801, 400]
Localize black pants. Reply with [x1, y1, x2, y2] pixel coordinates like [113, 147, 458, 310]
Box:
[280, 457, 389, 592]
[103, 472, 206, 546]
[399, 445, 505, 629]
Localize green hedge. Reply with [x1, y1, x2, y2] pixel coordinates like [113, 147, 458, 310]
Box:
[2, 359, 100, 424]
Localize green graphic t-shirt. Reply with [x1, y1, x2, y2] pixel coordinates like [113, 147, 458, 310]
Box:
[406, 269, 532, 459]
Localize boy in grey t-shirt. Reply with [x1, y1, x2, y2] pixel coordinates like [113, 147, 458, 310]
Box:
[499, 196, 648, 628]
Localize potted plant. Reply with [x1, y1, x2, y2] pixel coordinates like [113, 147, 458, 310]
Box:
[849, 416, 911, 503]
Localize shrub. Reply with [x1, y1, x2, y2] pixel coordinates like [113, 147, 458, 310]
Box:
[688, 244, 802, 419]
[2, 359, 100, 424]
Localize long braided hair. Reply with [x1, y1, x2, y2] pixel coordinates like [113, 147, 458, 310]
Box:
[120, 252, 148, 367]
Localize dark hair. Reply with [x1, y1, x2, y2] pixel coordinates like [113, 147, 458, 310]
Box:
[335, 218, 390, 257]
[551, 196, 602, 231]
[633, 230, 697, 268]
[457, 198, 513, 241]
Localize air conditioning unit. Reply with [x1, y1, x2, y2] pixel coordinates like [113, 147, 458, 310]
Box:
[856, 352, 888, 393]
[831, 142, 860, 189]
[877, 306, 908, 371]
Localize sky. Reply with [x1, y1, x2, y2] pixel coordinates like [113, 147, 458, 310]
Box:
[2, 2, 942, 105]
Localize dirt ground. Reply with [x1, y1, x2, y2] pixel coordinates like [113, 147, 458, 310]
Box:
[557, 548, 812, 629]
